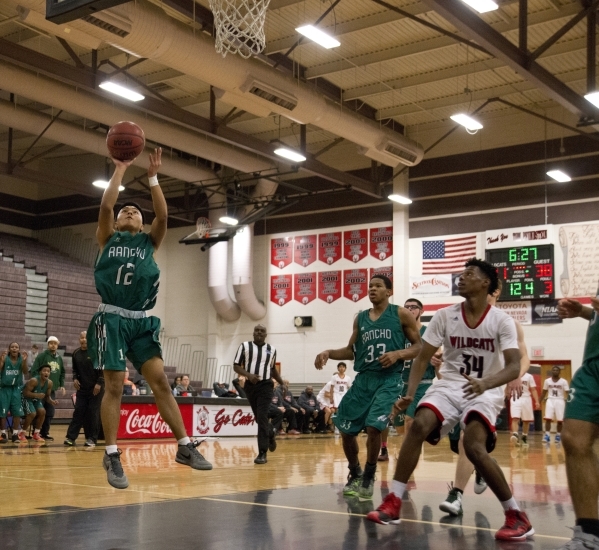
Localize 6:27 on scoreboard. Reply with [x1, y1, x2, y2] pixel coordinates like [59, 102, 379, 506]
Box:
[485, 244, 554, 301]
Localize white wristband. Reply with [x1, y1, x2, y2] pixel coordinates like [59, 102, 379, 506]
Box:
[148, 175, 159, 187]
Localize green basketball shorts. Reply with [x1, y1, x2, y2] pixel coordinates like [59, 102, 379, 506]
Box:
[87, 311, 162, 373]
[0, 386, 24, 418]
[565, 359, 599, 425]
[333, 371, 402, 436]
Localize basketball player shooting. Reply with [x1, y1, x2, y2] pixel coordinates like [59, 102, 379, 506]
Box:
[367, 259, 534, 542]
[87, 148, 212, 489]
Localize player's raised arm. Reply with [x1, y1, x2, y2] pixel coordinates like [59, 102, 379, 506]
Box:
[314, 316, 357, 370]
[557, 298, 594, 320]
[148, 148, 167, 251]
[97, 158, 133, 249]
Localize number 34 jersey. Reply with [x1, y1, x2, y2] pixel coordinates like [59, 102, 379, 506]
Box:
[94, 231, 160, 311]
[423, 303, 518, 394]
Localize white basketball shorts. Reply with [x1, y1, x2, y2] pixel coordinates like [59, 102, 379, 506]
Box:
[510, 396, 534, 422]
[544, 398, 565, 422]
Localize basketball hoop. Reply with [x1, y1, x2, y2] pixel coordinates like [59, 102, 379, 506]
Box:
[195, 217, 212, 238]
[209, 0, 271, 58]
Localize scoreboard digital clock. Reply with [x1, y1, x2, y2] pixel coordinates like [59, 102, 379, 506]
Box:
[485, 244, 554, 301]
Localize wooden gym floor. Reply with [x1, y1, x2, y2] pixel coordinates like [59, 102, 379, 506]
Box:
[0, 427, 575, 549]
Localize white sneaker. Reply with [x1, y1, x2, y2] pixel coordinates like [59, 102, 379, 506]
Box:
[555, 526, 599, 549]
[84, 439, 96, 447]
[474, 470, 488, 494]
[510, 432, 519, 444]
[439, 485, 463, 516]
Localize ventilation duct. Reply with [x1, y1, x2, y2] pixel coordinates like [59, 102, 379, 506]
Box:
[81, 9, 131, 37]
[212, 88, 272, 118]
[10, 0, 424, 168]
[239, 77, 298, 112]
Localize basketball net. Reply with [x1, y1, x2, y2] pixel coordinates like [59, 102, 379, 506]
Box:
[209, 0, 271, 58]
[195, 217, 211, 238]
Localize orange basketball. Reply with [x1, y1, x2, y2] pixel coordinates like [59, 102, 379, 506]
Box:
[106, 121, 145, 161]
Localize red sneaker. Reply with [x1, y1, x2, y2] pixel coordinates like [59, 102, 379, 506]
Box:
[32, 433, 45, 442]
[495, 509, 534, 541]
[366, 493, 402, 525]
[17, 432, 27, 442]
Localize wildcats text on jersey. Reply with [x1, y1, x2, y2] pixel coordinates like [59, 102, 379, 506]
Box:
[107, 246, 146, 260]
[362, 328, 392, 344]
[449, 336, 495, 352]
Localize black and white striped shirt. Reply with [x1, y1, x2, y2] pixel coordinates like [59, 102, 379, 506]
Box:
[234, 341, 277, 380]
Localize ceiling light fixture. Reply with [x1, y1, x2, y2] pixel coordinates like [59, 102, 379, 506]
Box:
[274, 147, 307, 163]
[296, 25, 340, 49]
[99, 81, 145, 102]
[461, 0, 499, 13]
[546, 170, 571, 183]
[93, 180, 125, 191]
[584, 91, 599, 108]
[219, 216, 239, 226]
[388, 194, 412, 205]
[450, 113, 484, 131]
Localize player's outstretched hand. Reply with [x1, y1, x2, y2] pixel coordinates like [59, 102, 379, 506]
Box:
[148, 147, 162, 178]
[557, 298, 583, 319]
[392, 396, 413, 416]
[111, 157, 134, 170]
[314, 351, 329, 370]
[506, 377, 523, 400]
[462, 373, 488, 399]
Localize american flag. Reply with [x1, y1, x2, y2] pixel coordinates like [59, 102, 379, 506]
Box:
[422, 236, 477, 274]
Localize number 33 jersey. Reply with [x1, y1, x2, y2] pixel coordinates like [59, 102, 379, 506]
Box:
[423, 303, 518, 391]
[94, 231, 160, 311]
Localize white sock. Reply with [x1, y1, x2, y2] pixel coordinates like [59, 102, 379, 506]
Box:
[178, 437, 191, 446]
[34, 428, 40, 434]
[501, 497, 520, 511]
[391, 480, 406, 498]
[0, 430, 6, 435]
[545, 431, 550, 436]
[105, 445, 118, 455]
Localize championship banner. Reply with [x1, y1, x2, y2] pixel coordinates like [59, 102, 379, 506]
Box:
[494, 301, 532, 325]
[193, 403, 255, 437]
[344, 268, 368, 302]
[318, 232, 342, 265]
[409, 274, 452, 297]
[118, 402, 193, 439]
[371, 266, 393, 295]
[294, 272, 316, 304]
[294, 234, 317, 267]
[343, 229, 368, 263]
[370, 226, 393, 260]
[318, 270, 341, 303]
[270, 274, 292, 306]
[271, 237, 293, 269]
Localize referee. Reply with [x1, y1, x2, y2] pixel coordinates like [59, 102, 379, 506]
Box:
[233, 324, 284, 464]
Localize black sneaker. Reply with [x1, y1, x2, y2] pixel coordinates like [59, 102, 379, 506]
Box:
[42, 435, 54, 441]
[378, 447, 389, 462]
[0, 433, 7, 444]
[268, 430, 277, 453]
[102, 450, 129, 489]
[175, 440, 213, 470]
[11, 433, 18, 443]
[254, 452, 267, 464]
[64, 438, 75, 446]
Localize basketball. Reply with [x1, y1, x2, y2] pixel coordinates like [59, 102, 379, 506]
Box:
[106, 121, 145, 161]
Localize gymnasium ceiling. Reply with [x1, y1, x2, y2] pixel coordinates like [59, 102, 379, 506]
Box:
[0, 0, 599, 233]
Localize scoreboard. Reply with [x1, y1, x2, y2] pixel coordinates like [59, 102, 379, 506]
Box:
[485, 245, 554, 301]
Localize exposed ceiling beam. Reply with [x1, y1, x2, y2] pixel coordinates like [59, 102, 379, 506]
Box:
[423, 0, 599, 119]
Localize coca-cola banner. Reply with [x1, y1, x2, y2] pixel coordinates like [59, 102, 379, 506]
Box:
[294, 234, 317, 267]
[294, 272, 317, 305]
[343, 268, 369, 302]
[370, 266, 393, 295]
[318, 232, 342, 265]
[370, 226, 393, 260]
[194, 404, 255, 436]
[270, 274, 292, 306]
[344, 229, 368, 263]
[318, 270, 341, 303]
[119, 403, 193, 439]
[271, 237, 293, 269]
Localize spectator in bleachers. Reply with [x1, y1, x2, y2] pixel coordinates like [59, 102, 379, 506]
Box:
[232, 375, 247, 399]
[317, 382, 334, 433]
[123, 370, 139, 396]
[64, 331, 104, 447]
[22, 364, 57, 442]
[213, 382, 238, 398]
[26, 344, 38, 372]
[0, 343, 28, 443]
[171, 376, 182, 391]
[31, 336, 65, 441]
[275, 380, 305, 434]
[175, 375, 196, 396]
[298, 386, 326, 433]
[270, 380, 297, 435]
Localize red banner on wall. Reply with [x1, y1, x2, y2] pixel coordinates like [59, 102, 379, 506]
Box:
[318, 270, 341, 303]
[370, 266, 394, 295]
[344, 229, 368, 263]
[370, 226, 393, 260]
[344, 268, 368, 302]
[271, 237, 293, 269]
[318, 232, 342, 265]
[270, 274, 293, 306]
[294, 272, 316, 305]
[294, 234, 317, 267]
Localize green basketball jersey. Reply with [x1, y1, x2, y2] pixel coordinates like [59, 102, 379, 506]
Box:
[353, 304, 407, 374]
[22, 377, 48, 395]
[95, 231, 160, 311]
[401, 325, 436, 384]
[583, 303, 599, 365]
[1, 356, 23, 387]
